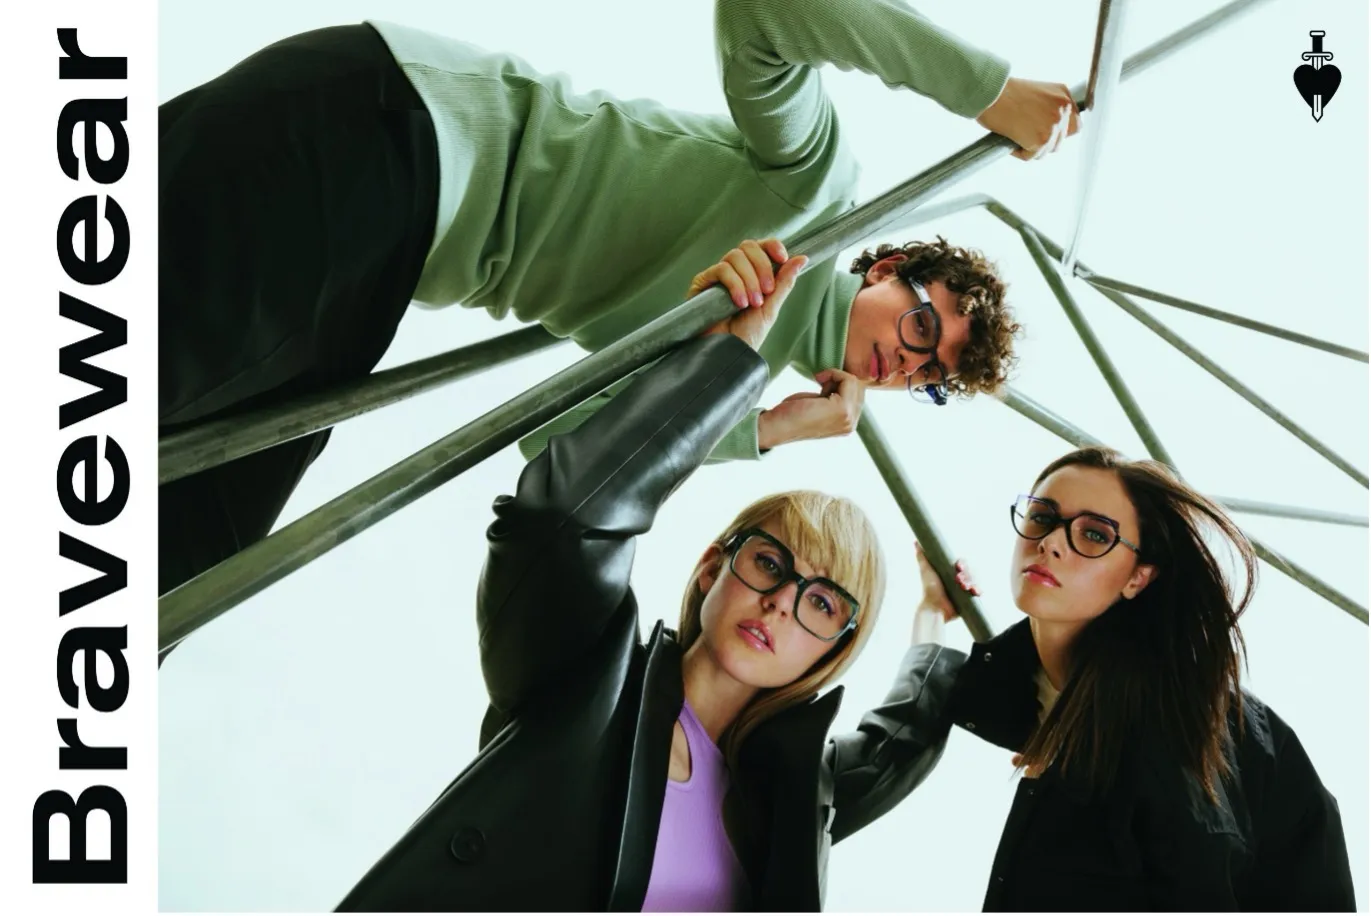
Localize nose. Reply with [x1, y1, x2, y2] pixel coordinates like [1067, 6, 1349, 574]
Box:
[1038, 527, 1066, 560]
[895, 349, 913, 378]
[762, 582, 798, 618]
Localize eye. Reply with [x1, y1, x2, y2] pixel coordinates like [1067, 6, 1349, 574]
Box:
[754, 551, 784, 575]
[1081, 524, 1113, 545]
[808, 591, 837, 617]
[1028, 511, 1057, 526]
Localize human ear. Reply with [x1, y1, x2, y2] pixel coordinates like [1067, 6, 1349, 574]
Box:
[695, 544, 724, 594]
[1122, 563, 1158, 600]
[864, 253, 908, 286]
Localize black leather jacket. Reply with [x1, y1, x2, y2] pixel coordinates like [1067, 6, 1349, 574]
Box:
[335, 335, 961, 911]
[942, 618, 1356, 912]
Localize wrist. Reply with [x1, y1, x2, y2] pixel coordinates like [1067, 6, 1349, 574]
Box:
[757, 409, 787, 451]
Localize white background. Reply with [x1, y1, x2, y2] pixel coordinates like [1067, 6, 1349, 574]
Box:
[138, 0, 1371, 911]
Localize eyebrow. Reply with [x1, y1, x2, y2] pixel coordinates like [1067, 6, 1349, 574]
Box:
[1030, 495, 1117, 521]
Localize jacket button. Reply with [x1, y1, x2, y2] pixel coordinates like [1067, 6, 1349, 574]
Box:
[965, 721, 976, 731]
[450, 827, 487, 864]
[983, 652, 992, 662]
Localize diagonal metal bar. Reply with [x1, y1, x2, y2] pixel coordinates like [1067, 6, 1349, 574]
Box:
[993, 386, 1368, 623]
[1077, 271, 1368, 363]
[1018, 225, 1177, 467]
[157, 0, 1278, 652]
[978, 199, 1368, 490]
[856, 414, 992, 642]
[1212, 497, 1368, 529]
[1088, 283, 1369, 489]
[159, 326, 569, 484]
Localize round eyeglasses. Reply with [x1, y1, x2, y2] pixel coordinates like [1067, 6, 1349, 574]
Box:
[723, 528, 860, 641]
[897, 279, 951, 407]
[1010, 495, 1142, 559]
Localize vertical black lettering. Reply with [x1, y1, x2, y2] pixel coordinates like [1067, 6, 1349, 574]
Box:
[57, 720, 128, 770]
[56, 626, 129, 714]
[58, 292, 127, 428]
[32, 787, 127, 883]
[57, 29, 128, 80]
[56, 195, 129, 287]
[57, 98, 129, 184]
[58, 534, 127, 615]
[56, 435, 129, 526]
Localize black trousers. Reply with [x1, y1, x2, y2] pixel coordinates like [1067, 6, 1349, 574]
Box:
[159, 24, 439, 660]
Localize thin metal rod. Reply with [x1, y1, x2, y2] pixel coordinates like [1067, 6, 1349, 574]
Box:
[1212, 497, 1368, 529]
[994, 386, 1368, 623]
[157, 0, 1275, 651]
[1078, 272, 1369, 363]
[1089, 283, 1369, 489]
[159, 326, 568, 484]
[988, 200, 1368, 490]
[856, 415, 992, 642]
[1249, 538, 1368, 624]
[1063, 0, 1129, 276]
[1019, 225, 1177, 467]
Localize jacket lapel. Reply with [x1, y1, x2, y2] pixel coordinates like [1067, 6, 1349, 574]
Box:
[606, 621, 683, 911]
[740, 687, 846, 912]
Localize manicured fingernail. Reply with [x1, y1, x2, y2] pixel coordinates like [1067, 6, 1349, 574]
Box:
[735, 293, 747, 308]
[751, 291, 763, 307]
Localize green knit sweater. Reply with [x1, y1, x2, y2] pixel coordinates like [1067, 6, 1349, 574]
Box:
[367, 0, 1009, 461]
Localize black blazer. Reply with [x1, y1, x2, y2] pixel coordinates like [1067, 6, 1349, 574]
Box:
[941, 618, 1356, 912]
[335, 335, 962, 912]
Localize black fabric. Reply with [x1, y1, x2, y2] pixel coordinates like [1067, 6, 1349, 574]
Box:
[157, 25, 439, 657]
[333, 336, 960, 911]
[944, 619, 1356, 912]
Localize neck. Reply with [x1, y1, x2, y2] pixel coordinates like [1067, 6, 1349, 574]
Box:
[1027, 617, 1084, 691]
[680, 641, 759, 743]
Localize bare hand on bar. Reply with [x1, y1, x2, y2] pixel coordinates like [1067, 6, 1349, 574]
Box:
[976, 77, 1081, 161]
[689, 237, 808, 352]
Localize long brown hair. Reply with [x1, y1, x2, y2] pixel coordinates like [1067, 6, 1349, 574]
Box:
[677, 490, 886, 773]
[1016, 447, 1253, 801]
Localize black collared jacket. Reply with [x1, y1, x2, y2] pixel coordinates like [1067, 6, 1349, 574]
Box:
[335, 335, 961, 912]
[940, 618, 1356, 912]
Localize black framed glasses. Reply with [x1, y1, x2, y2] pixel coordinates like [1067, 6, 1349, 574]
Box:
[1010, 495, 1142, 559]
[723, 528, 860, 641]
[897, 279, 950, 407]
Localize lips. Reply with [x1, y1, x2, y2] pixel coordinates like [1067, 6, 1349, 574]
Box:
[871, 344, 890, 384]
[737, 620, 774, 653]
[1023, 564, 1060, 587]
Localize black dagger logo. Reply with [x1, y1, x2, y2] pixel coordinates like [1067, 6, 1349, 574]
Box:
[1293, 30, 1340, 121]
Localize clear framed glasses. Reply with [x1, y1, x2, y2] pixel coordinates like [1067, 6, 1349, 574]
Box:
[724, 528, 860, 641]
[897, 279, 951, 407]
[1010, 495, 1143, 559]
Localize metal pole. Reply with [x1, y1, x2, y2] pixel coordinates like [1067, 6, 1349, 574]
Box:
[983, 199, 1368, 490]
[1213, 497, 1368, 529]
[1062, 0, 1129, 277]
[159, 326, 568, 484]
[157, 0, 1276, 651]
[994, 386, 1368, 623]
[1077, 272, 1369, 363]
[1019, 225, 1178, 467]
[856, 414, 993, 642]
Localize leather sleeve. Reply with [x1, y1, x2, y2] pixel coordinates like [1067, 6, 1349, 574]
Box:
[824, 643, 966, 843]
[475, 334, 769, 715]
[1248, 711, 1357, 911]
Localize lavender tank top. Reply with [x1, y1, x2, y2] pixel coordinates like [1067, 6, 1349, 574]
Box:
[640, 700, 751, 912]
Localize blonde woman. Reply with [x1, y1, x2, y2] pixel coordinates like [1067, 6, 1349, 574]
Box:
[335, 245, 968, 911]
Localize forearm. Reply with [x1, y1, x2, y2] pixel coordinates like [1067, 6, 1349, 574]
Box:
[718, 0, 1011, 165]
[480, 335, 770, 710]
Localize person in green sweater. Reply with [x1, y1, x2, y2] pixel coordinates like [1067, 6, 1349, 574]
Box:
[158, 2, 1079, 659]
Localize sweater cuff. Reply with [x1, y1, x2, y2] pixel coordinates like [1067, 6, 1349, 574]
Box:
[705, 407, 768, 463]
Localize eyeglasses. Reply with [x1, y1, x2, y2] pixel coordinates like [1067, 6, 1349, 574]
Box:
[723, 528, 860, 642]
[1010, 495, 1142, 559]
[897, 279, 951, 407]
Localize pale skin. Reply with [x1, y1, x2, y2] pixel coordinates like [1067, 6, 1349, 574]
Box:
[917, 464, 1158, 774]
[687, 239, 976, 453]
[668, 521, 856, 781]
[976, 77, 1082, 161]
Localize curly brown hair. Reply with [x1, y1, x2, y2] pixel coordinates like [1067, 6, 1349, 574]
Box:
[849, 236, 1021, 397]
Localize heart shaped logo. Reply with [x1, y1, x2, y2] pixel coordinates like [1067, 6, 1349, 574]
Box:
[1293, 63, 1341, 109]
